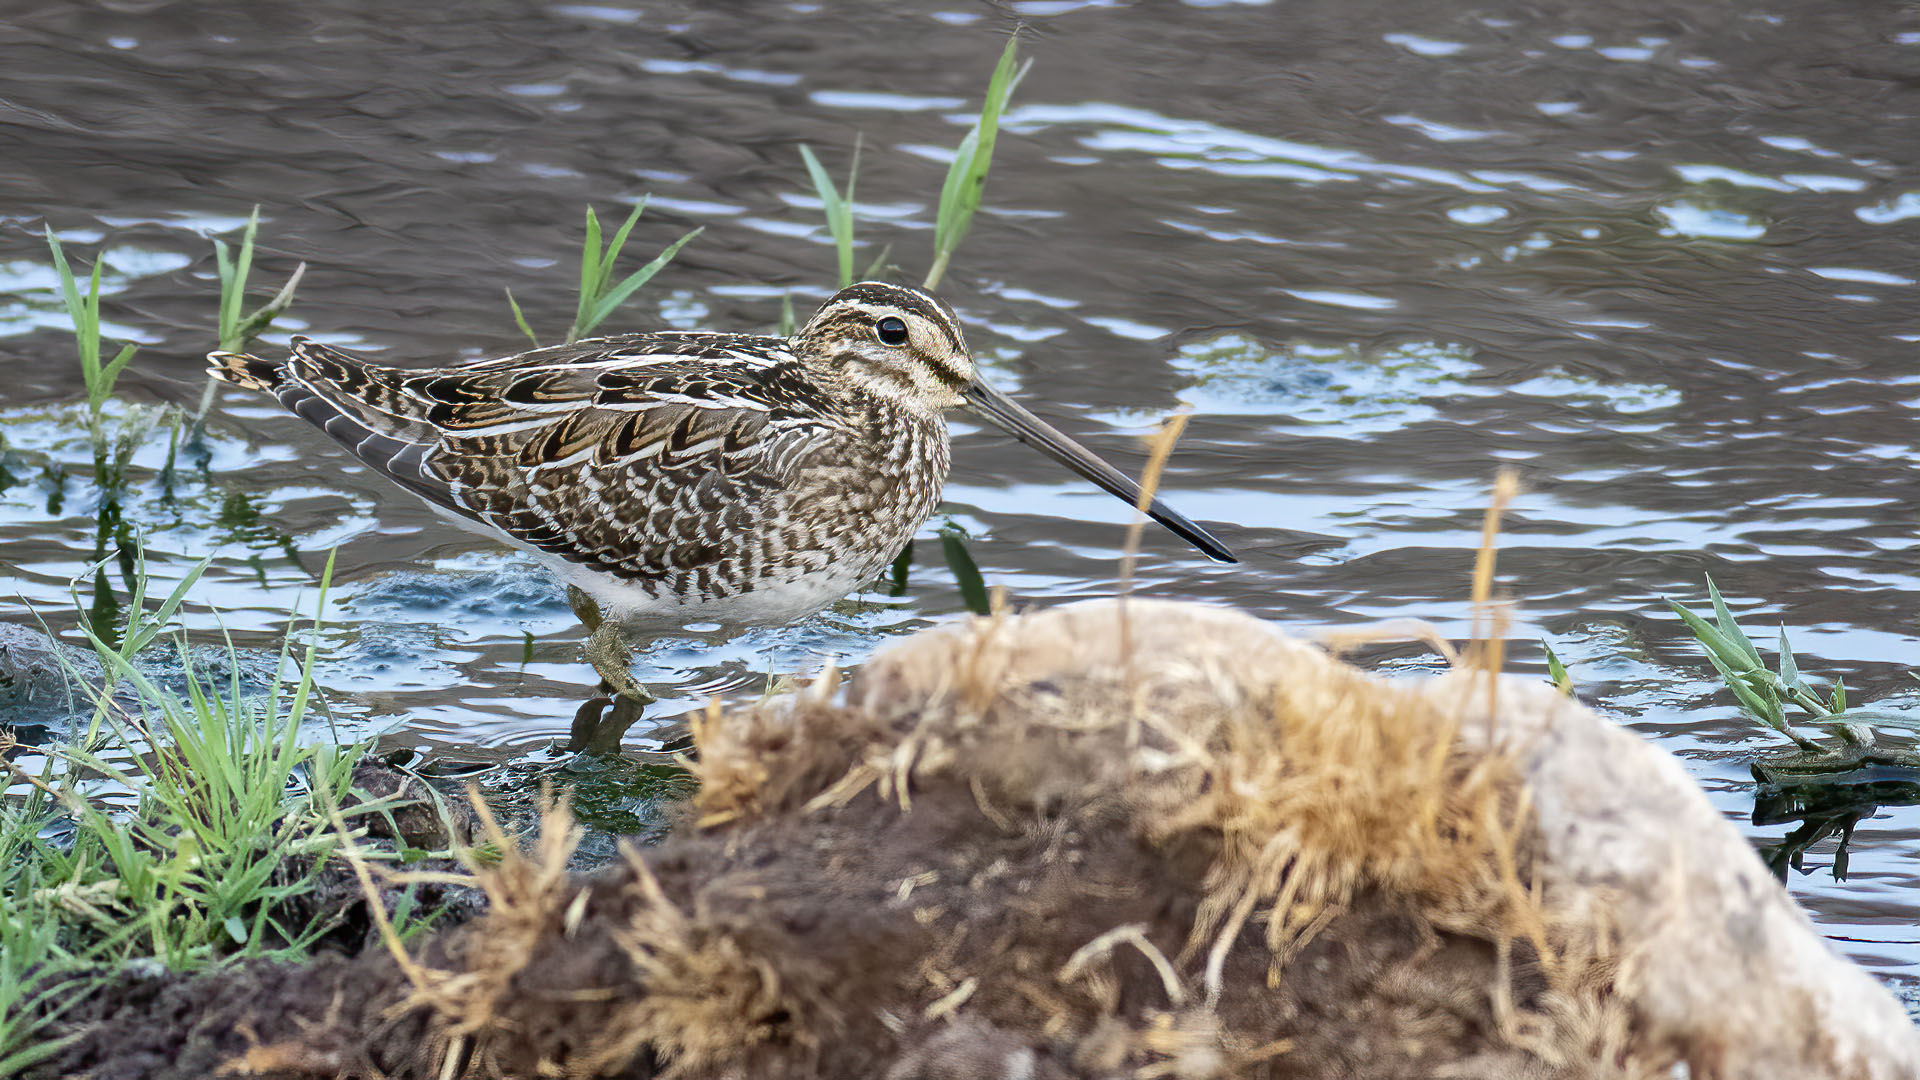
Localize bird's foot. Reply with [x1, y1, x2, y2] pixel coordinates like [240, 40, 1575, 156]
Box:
[563, 587, 657, 757]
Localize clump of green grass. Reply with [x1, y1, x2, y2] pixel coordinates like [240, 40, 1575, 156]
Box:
[1668, 576, 1855, 752]
[43, 229, 139, 458]
[793, 33, 1028, 294]
[44, 228, 174, 500]
[1668, 575, 1920, 776]
[0, 550, 438, 1066]
[507, 199, 704, 346]
[212, 207, 305, 357]
[193, 207, 306, 427]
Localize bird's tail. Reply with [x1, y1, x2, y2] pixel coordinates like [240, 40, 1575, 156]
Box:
[206, 350, 285, 393]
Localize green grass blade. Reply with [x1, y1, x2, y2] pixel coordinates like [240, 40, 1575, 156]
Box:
[221, 207, 261, 345]
[1698, 647, 1780, 728]
[1665, 598, 1752, 674]
[100, 344, 139, 395]
[120, 553, 210, 659]
[938, 524, 991, 616]
[927, 34, 1027, 289]
[933, 127, 981, 261]
[799, 144, 854, 288]
[1705, 576, 1763, 667]
[1776, 626, 1802, 692]
[84, 259, 108, 392]
[1541, 640, 1573, 696]
[599, 197, 650, 285]
[212, 236, 235, 310]
[575, 206, 604, 339]
[505, 288, 539, 346]
[228, 261, 305, 353]
[581, 225, 703, 338]
[777, 292, 797, 337]
[212, 238, 236, 341]
[45, 228, 90, 367]
[0, 1030, 85, 1076]
[860, 241, 893, 282]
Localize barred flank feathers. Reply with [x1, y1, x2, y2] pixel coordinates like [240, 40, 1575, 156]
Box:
[206, 350, 285, 392]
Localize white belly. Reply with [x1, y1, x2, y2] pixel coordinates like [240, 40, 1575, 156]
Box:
[552, 555, 877, 632]
[424, 502, 883, 633]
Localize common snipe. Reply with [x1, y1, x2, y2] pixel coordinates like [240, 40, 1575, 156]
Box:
[210, 282, 1233, 753]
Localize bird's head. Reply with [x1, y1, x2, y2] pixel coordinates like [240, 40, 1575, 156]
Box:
[795, 281, 1236, 564]
[795, 281, 977, 411]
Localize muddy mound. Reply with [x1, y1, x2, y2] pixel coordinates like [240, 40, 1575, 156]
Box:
[35, 600, 1918, 1079]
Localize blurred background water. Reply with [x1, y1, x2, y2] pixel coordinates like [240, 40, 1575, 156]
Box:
[1, 0, 1917, 1004]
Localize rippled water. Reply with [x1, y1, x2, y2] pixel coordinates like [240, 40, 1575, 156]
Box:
[3, 0, 1918, 1001]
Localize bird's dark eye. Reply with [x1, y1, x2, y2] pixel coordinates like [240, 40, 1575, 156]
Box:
[875, 316, 910, 346]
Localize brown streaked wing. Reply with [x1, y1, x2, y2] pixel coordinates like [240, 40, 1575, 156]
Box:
[269, 336, 831, 584]
[431, 387, 815, 585]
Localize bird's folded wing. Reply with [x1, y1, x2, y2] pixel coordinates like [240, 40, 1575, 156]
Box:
[278, 338, 837, 582]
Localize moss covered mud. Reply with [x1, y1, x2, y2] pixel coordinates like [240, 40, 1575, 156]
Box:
[22, 601, 1915, 1079]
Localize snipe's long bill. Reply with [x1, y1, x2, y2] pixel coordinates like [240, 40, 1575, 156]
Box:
[963, 379, 1234, 564]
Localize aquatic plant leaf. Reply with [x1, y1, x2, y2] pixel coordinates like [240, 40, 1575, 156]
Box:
[1541, 640, 1573, 696]
[799, 143, 856, 288]
[213, 236, 234, 305]
[99, 344, 138, 398]
[927, 34, 1029, 289]
[44, 229, 90, 364]
[582, 226, 703, 339]
[1776, 626, 1802, 692]
[1706, 576, 1763, 668]
[1665, 598, 1753, 675]
[219, 206, 262, 344]
[505, 287, 539, 346]
[939, 525, 991, 616]
[861, 241, 894, 282]
[575, 205, 605, 337]
[599, 196, 650, 287]
[227, 261, 305, 353]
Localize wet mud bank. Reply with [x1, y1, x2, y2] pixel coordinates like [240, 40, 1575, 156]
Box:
[31, 601, 1919, 1079]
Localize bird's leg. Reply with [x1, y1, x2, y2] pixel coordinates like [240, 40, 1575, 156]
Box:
[566, 586, 655, 755]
